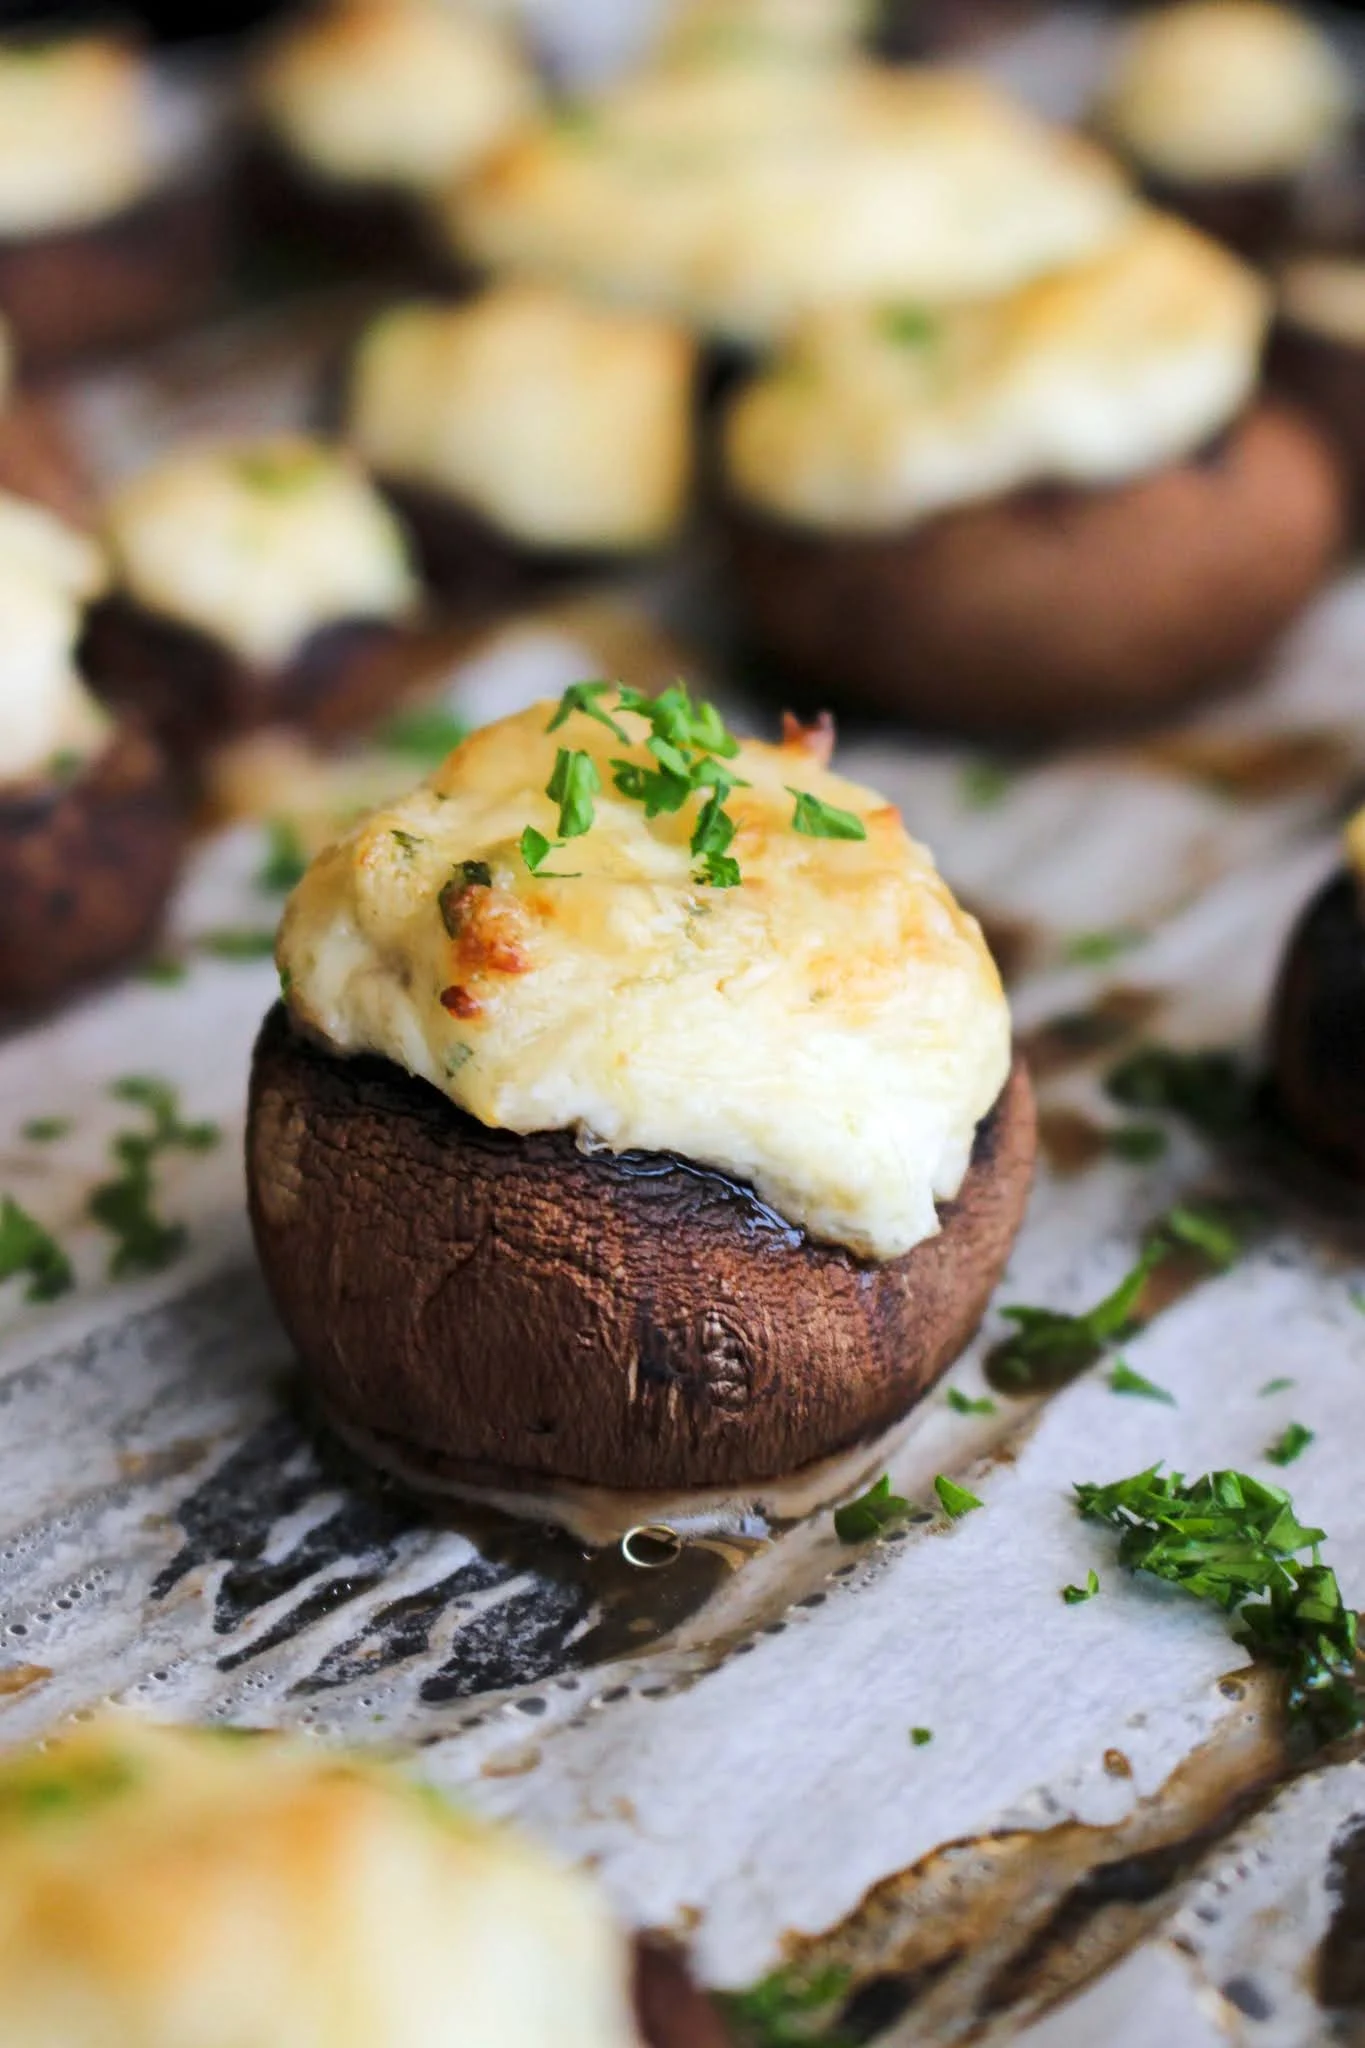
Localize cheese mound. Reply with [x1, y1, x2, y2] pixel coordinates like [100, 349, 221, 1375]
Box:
[724, 211, 1266, 532]
[0, 34, 155, 237]
[349, 285, 696, 550]
[105, 438, 420, 668]
[0, 1716, 642, 2048]
[0, 491, 110, 784]
[256, 0, 537, 192]
[1100, 1, 1352, 184]
[447, 63, 1134, 346]
[280, 695, 1011, 1261]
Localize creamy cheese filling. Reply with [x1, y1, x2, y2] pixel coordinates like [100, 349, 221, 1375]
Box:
[448, 63, 1134, 345]
[1279, 255, 1365, 348]
[724, 211, 1267, 533]
[349, 286, 696, 550]
[0, 1717, 643, 2048]
[0, 35, 156, 237]
[1100, 1, 1353, 185]
[105, 438, 420, 669]
[256, 0, 537, 192]
[0, 491, 110, 784]
[279, 695, 1011, 1261]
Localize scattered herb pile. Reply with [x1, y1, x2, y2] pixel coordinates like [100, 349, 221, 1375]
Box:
[1075, 1466, 1360, 1747]
[719, 1964, 853, 2048]
[522, 681, 866, 887]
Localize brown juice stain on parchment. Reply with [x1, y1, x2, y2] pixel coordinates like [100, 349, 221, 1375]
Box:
[1140, 728, 1352, 802]
[761, 1675, 1287, 2045]
[0, 1664, 51, 1698]
[1018, 988, 1165, 1083]
[1036, 1108, 1113, 1177]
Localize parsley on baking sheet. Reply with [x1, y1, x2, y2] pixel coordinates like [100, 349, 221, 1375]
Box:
[958, 757, 1011, 809]
[910, 1726, 934, 1745]
[1105, 1044, 1256, 1139]
[1064, 928, 1143, 967]
[992, 1244, 1164, 1391]
[1260, 1377, 1295, 1397]
[934, 1475, 982, 1520]
[1149, 1200, 1247, 1270]
[20, 1118, 69, 1143]
[1108, 1360, 1176, 1405]
[139, 954, 188, 986]
[1075, 1466, 1360, 1746]
[0, 1197, 72, 1303]
[719, 1964, 853, 2048]
[1063, 1570, 1101, 1604]
[87, 1079, 220, 1282]
[833, 1474, 910, 1543]
[1267, 1423, 1315, 1468]
[945, 1387, 996, 1415]
[256, 818, 307, 894]
[1108, 1124, 1168, 1163]
[197, 928, 277, 961]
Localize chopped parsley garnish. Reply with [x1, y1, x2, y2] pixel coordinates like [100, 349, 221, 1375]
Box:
[879, 304, 937, 349]
[197, 928, 277, 961]
[833, 1473, 909, 1543]
[993, 1245, 1164, 1392]
[1062, 1570, 1101, 1604]
[959, 758, 1011, 809]
[518, 826, 579, 880]
[1148, 1198, 1258, 1272]
[21, 1117, 69, 1143]
[1106, 1044, 1255, 1140]
[0, 1749, 140, 1826]
[787, 789, 867, 842]
[910, 1726, 934, 1746]
[1108, 1359, 1175, 1405]
[88, 1078, 220, 1282]
[390, 828, 425, 859]
[945, 1387, 996, 1416]
[438, 860, 492, 936]
[256, 818, 307, 894]
[1065, 929, 1142, 967]
[1260, 1377, 1295, 1397]
[1108, 1124, 1168, 1163]
[378, 705, 469, 765]
[547, 746, 600, 839]
[1075, 1465, 1361, 1746]
[718, 1965, 852, 2048]
[0, 1196, 72, 1303]
[934, 1474, 982, 1520]
[1267, 1422, 1315, 1468]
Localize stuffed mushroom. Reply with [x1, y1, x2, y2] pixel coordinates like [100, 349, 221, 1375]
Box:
[247, 687, 1034, 1539]
[0, 1714, 725, 2048]
[0, 29, 227, 368]
[247, 0, 537, 279]
[722, 211, 1344, 739]
[81, 436, 428, 766]
[1269, 808, 1365, 1181]
[346, 285, 698, 599]
[0, 492, 183, 1015]
[1094, 0, 1354, 260]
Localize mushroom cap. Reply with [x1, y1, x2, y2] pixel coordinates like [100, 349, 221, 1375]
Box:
[246, 1005, 1034, 1501]
[1269, 867, 1365, 1181]
[724, 400, 1344, 739]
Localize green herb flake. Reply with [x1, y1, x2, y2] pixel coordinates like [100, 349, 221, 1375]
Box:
[519, 826, 579, 880]
[197, 928, 278, 962]
[787, 789, 867, 842]
[1064, 929, 1142, 967]
[377, 705, 469, 765]
[1109, 1124, 1168, 1163]
[438, 860, 493, 936]
[959, 758, 1012, 810]
[1108, 1359, 1176, 1406]
[993, 1245, 1164, 1392]
[879, 303, 938, 349]
[445, 1044, 474, 1075]
[234, 446, 327, 496]
[1267, 1422, 1315, 1468]
[139, 954, 188, 987]
[1350, 1284, 1365, 1316]
[1150, 1200, 1245, 1271]
[87, 1079, 220, 1283]
[934, 1474, 982, 1520]
[1076, 1465, 1360, 1747]
[256, 817, 307, 894]
[0, 1196, 73, 1303]
[0, 1750, 141, 1827]
[717, 1964, 852, 2048]
[1062, 1569, 1101, 1605]
[547, 747, 601, 841]
[390, 828, 425, 860]
[945, 1387, 996, 1415]
[20, 1117, 69, 1144]
[1105, 1044, 1255, 1139]
[910, 1726, 934, 1746]
[833, 1473, 910, 1543]
[1260, 1377, 1295, 1397]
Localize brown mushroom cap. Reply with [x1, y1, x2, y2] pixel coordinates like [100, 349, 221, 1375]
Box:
[724, 400, 1344, 740]
[246, 1004, 1035, 1500]
[375, 474, 638, 606]
[80, 599, 436, 766]
[1269, 866, 1365, 1180]
[0, 180, 227, 371]
[0, 722, 185, 1015]
[1270, 318, 1365, 526]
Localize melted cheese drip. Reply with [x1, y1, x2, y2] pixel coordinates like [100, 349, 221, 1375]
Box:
[448, 63, 1134, 345]
[0, 1717, 643, 2048]
[1100, 1, 1353, 184]
[280, 696, 1011, 1261]
[349, 285, 696, 550]
[105, 438, 420, 668]
[0, 36, 155, 237]
[724, 211, 1266, 532]
[0, 492, 109, 784]
[256, 0, 537, 192]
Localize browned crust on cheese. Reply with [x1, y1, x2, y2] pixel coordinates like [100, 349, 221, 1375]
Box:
[246, 1004, 1035, 1495]
[724, 401, 1344, 740]
[0, 723, 185, 1016]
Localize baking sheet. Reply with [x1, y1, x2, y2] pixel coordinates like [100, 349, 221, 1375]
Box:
[7, 9, 1365, 2043]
